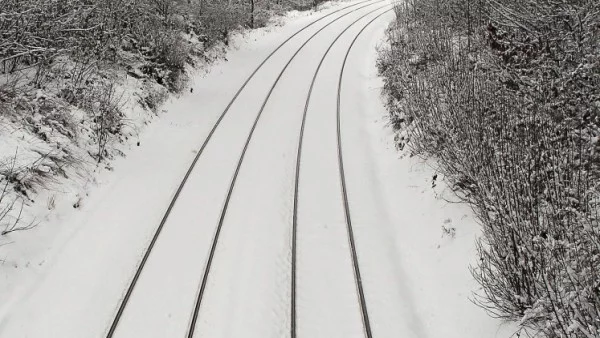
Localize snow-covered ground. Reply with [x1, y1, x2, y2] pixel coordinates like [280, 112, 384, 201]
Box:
[0, 1, 516, 337]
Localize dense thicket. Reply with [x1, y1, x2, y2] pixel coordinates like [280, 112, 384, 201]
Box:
[378, 0, 600, 337]
[0, 0, 316, 162]
[0, 0, 320, 236]
[0, 0, 288, 91]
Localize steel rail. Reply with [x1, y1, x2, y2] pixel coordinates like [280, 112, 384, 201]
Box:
[290, 5, 391, 338]
[335, 8, 394, 338]
[184, 1, 385, 338]
[103, 1, 376, 337]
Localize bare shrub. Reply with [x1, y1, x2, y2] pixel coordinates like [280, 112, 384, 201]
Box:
[379, 0, 600, 337]
[195, 2, 248, 46]
[156, 32, 189, 72]
[83, 84, 125, 162]
[141, 87, 169, 114]
[0, 152, 37, 236]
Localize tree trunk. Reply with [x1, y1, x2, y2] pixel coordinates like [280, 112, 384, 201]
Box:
[249, 0, 255, 28]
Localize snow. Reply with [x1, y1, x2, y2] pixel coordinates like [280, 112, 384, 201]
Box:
[0, 0, 515, 337]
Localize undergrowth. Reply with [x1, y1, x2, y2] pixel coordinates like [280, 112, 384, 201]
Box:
[0, 0, 325, 236]
[378, 0, 600, 337]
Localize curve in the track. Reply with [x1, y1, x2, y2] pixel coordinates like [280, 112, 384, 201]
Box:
[184, 2, 386, 337]
[103, 1, 375, 337]
[290, 5, 392, 338]
[335, 9, 393, 338]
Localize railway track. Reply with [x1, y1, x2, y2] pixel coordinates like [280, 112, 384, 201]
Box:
[291, 6, 392, 338]
[335, 10, 393, 338]
[184, 3, 386, 337]
[105, 1, 390, 337]
[106, 0, 390, 338]
[105, 1, 376, 334]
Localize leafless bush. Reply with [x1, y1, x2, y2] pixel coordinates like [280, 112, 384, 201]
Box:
[141, 87, 169, 114]
[1, 0, 301, 96]
[194, 1, 248, 45]
[77, 83, 125, 162]
[379, 0, 600, 337]
[0, 0, 225, 89]
[0, 0, 314, 245]
[0, 152, 37, 236]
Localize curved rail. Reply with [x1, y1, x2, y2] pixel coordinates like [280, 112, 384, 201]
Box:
[335, 8, 394, 338]
[290, 5, 392, 338]
[104, 1, 376, 337]
[184, 1, 385, 338]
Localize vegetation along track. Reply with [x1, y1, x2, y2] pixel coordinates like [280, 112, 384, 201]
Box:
[291, 7, 392, 338]
[184, 2, 387, 337]
[104, 0, 382, 337]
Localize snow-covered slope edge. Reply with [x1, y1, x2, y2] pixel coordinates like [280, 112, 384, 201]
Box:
[361, 29, 518, 338]
[0, 2, 344, 333]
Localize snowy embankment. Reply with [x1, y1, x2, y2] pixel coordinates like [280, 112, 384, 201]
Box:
[1, 1, 515, 337]
[339, 29, 516, 337]
[0, 3, 336, 333]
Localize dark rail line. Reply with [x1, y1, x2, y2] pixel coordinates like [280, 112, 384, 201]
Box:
[290, 5, 391, 338]
[184, 1, 385, 337]
[104, 1, 375, 337]
[335, 9, 393, 338]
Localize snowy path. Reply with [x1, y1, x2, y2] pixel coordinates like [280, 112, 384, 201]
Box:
[110, 3, 393, 337]
[0, 1, 514, 338]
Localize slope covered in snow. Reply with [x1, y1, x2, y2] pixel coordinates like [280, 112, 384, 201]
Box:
[1, 1, 515, 337]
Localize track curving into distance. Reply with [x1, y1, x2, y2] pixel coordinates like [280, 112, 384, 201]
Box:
[335, 9, 394, 338]
[290, 5, 392, 338]
[184, 2, 386, 337]
[103, 1, 378, 337]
